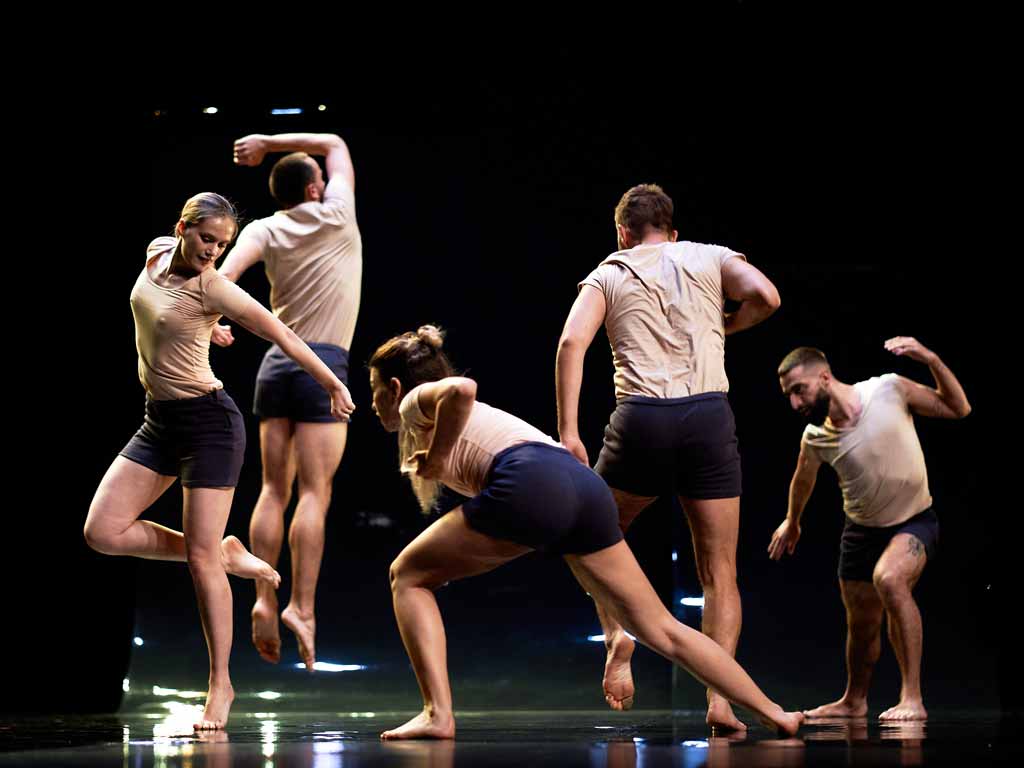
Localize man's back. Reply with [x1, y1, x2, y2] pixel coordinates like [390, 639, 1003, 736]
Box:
[243, 179, 362, 349]
[581, 240, 743, 399]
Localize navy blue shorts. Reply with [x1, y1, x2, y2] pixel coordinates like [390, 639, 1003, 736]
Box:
[839, 507, 939, 582]
[119, 389, 246, 488]
[594, 392, 742, 499]
[462, 443, 624, 555]
[253, 343, 349, 423]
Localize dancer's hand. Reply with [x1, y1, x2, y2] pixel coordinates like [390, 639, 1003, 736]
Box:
[408, 450, 445, 480]
[211, 324, 235, 347]
[329, 381, 356, 422]
[884, 337, 936, 366]
[561, 434, 590, 466]
[234, 135, 269, 166]
[768, 518, 801, 560]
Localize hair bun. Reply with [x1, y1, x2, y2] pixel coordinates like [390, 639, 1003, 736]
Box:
[416, 325, 445, 351]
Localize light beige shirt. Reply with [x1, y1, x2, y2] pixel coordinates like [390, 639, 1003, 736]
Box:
[238, 178, 362, 348]
[398, 385, 560, 508]
[802, 374, 933, 527]
[131, 237, 256, 400]
[580, 241, 744, 399]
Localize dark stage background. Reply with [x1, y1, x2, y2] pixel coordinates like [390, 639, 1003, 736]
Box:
[16, 46, 1005, 721]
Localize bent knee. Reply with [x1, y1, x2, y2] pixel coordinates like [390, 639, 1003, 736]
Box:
[389, 556, 412, 592]
[83, 518, 112, 554]
[872, 569, 912, 602]
[389, 556, 442, 593]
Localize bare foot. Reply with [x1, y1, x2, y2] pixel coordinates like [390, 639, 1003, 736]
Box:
[194, 681, 234, 731]
[707, 692, 747, 731]
[879, 700, 927, 721]
[804, 698, 868, 718]
[758, 708, 805, 738]
[709, 730, 749, 745]
[603, 633, 635, 711]
[880, 721, 926, 740]
[380, 709, 455, 740]
[194, 730, 229, 744]
[281, 604, 316, 670]
[220, 536, 281, 587]
[252, 598, 281, 664]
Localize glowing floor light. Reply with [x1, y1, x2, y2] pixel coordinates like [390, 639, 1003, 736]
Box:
[294, 661, 367, 672]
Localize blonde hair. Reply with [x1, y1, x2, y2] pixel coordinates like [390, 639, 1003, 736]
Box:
[176, 192, 238, 236]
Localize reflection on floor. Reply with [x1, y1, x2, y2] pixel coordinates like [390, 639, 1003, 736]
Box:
[1, 710, 1019, 767]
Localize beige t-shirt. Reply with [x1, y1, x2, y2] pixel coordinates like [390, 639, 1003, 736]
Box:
[131, 237, 255, 400]
[802, 374, 933, 527]
[237, 178, 362, 349]
[398, 385, 560, 507]
[579, 241, 745, 400]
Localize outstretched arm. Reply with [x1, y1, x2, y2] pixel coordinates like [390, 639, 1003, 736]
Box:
[233, 132, 355, 191]
[885, 337, 971, 419]
[228, 296, 355, 421]
[768, 441, 822, 560]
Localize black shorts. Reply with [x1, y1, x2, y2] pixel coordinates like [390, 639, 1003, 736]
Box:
[462, 442, 624, 555]
[253, 343, 349, 423]
[838, 507, 939, 582]
[594, 392, 742, 499]
[119, 389, 246, 488]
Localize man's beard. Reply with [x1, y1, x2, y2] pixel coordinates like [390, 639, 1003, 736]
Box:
[803, 391, 831, 425]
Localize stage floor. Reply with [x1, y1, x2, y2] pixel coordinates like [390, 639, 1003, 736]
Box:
[1, 710, 1019, 766]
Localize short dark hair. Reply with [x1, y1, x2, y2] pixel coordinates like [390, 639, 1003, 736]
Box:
[269, 152, 316, 208]
[778, 347, 830, 377]
[614, 184, 674, 240]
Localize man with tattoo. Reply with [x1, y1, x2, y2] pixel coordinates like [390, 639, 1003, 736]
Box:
[769, 337, 971, 721]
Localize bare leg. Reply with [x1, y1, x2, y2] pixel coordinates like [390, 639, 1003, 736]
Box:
[594, 488, 656, 710]
[281, 421, 347, 671]
[566, 542, 803, 736]
[874, 534, 928, 721]
[84, 457, 180, 558]
[183, 486, 238, 731]
[249, 418, 295, 664]
[381, 508, 531, 740]
[86, 457, 278, 585]
[803, 580, 883, 718]
[680, 495, 745, 731]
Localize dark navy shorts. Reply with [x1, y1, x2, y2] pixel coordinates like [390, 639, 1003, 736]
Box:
[594, 392, 742, 499]
[119, 389, 246, 488]
[462, 442, 624, 555]
[839, 507, 939, 582]
[253, 342, 349, 423]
